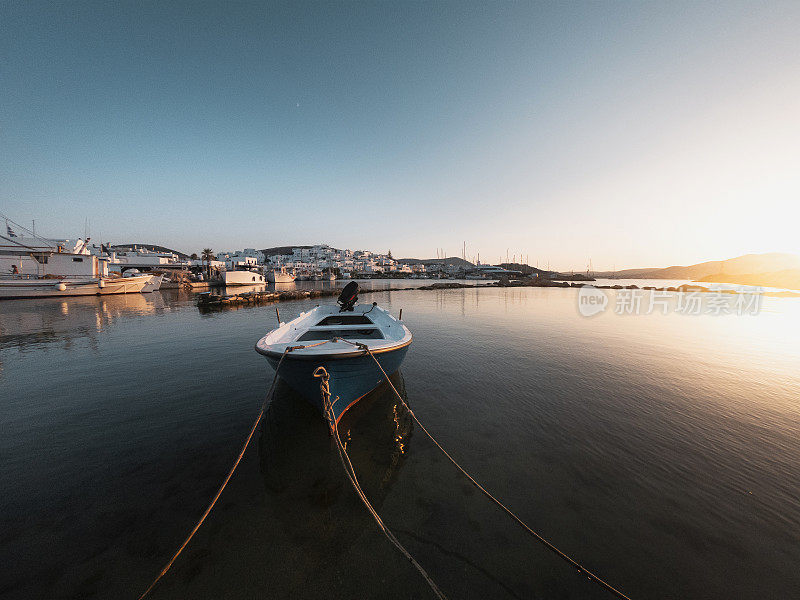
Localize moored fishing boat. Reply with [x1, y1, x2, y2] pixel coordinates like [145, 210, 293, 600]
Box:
[0, 228, 152, 299]
[255, 283, 411, 426]
[124, 270, 163, 292]
[223, 268, 265, 286]
[140, 274, 163, 292]
[266, 266, 296, 283]
[0, 275, 151, 298]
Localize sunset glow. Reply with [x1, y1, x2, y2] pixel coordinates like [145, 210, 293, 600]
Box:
[3, 2, 798, 268]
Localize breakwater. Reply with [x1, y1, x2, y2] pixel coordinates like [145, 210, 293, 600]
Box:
[196, 278, 798, 311]
[195, 281, 491, 309]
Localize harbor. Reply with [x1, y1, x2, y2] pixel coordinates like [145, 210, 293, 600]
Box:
[3, 222, 800, 599]
[4, 1, 800, 598]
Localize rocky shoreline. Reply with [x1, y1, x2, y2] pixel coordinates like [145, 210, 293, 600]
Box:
[195, 281, 492, 310]
[491, 278, 799, 297]
[196, 278, 799, 310]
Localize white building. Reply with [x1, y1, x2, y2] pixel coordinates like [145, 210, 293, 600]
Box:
[225, 255, 259, 270]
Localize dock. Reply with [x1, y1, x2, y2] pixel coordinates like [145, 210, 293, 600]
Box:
[197, 289, 330, 307]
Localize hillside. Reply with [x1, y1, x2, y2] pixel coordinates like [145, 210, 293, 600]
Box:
[112, 244, 190, 259]
[260, 245, 313, 257]
[696, 269, 800, 291]
[257, 248, 473, 266]
[594, 253, 800, 280]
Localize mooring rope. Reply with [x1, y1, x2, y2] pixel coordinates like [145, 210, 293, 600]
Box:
[137, 348, 291, 600]
[338, 338, 632, 600]
[313, 366, 448, 600]
[138, 332, 632, 600]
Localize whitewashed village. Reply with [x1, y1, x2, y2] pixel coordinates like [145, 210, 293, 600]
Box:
[103, 242, 471, 275]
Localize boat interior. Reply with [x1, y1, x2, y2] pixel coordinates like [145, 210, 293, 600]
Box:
[297, 312, 384, 341]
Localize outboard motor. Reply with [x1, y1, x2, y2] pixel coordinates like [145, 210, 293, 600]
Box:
[337, 281, 359, 312]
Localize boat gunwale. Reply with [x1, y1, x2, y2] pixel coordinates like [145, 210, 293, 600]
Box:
[254, 336, 412, 361]
[254, 303, 411, 360]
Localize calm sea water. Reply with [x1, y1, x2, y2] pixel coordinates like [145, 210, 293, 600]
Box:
[1, 282, 799, 599]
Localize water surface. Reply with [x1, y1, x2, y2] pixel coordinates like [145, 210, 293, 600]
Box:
[1, 284, 799, 599]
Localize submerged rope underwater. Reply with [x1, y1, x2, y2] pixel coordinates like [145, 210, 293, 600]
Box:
[338, 338, 633, 600]
[138, 333, 632, 600]
[313, 366, 448, 600]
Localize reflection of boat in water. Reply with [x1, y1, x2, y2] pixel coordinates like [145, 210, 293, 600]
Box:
[255, 283, 411, 426]
[0, 291, 166, 349]
[258, 371, 412, 545]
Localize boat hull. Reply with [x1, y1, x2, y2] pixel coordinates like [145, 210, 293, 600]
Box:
[139, 274, 163, 292]
[224, 271, 266, 286]
[265, 345, 409, 425]
[0, 276, 149, 299]
[267, 272, 295, 283]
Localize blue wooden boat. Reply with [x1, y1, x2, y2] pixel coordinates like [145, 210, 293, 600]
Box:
[255, 284, 411, 427]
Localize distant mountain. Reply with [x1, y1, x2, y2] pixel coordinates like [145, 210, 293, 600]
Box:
[594, 253, 800, 280]
[499, 262, 555, 277]
[696, 269, 800, 290]
[399, 256, 474, 268]
[112, 243, 190, 259]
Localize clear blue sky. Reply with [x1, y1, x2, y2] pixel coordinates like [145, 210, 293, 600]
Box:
[2, 1, 798, 268]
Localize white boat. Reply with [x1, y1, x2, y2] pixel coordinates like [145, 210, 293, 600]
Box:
[141, 274, 163, 292]
[255, 283, 411, 426]
[267, 267, 295, 283]
[223, 269, 265, 286]
[0, 231, 151, 299]
[123, 270, 163, 292]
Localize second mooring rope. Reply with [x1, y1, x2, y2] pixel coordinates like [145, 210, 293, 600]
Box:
[337, 338, 632, 600]
[313, 366, 448, 600]
[138, 333, 632, 600]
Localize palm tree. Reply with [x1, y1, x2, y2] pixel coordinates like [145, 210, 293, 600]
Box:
[201, 248, 215, 278]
